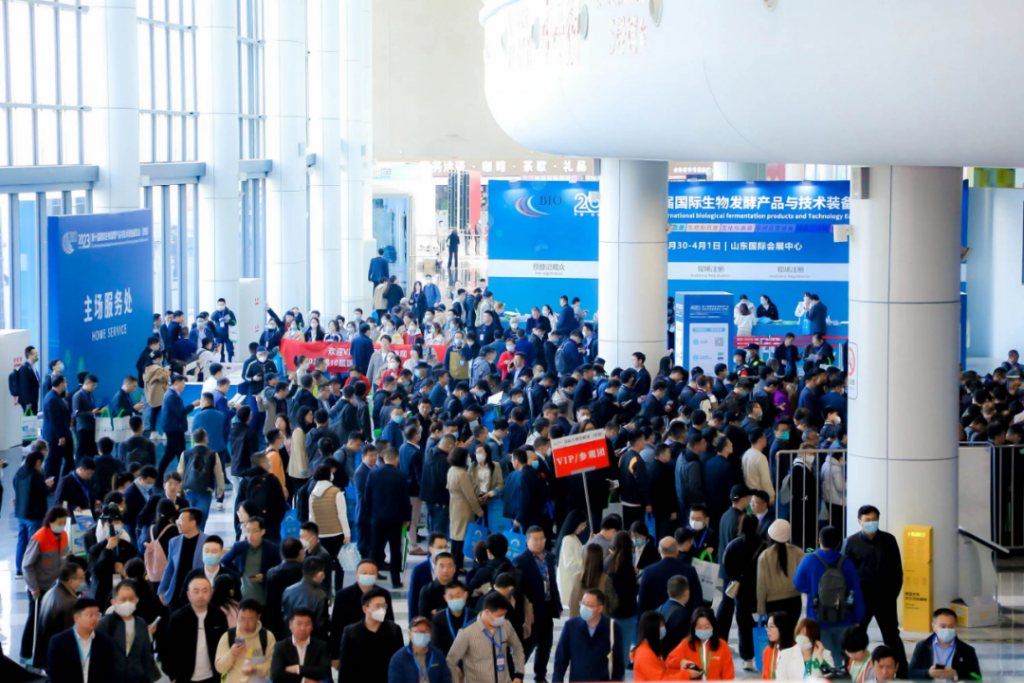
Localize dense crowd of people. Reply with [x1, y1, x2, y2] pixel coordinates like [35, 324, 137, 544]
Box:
[8, 277, 1003, 683]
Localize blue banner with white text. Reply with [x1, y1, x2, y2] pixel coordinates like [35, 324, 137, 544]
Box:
[47, 210, 154, 406]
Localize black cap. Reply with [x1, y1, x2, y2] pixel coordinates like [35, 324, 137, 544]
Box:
[746, 343, 760, 351]
[730, 483, 753, 501]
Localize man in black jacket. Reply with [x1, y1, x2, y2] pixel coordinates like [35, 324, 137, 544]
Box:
[135, 336, 161, 385]
[270, 607, 332, 683]
[162, 575, 228, 683]
[512, 449, 548, 531]
[420, 435, 454, 536]
[228, 406, 260, 475]
[235, 453, 288, 542]
[842, 505, 907, 676]
[618, 431, 651, 530]
[337, 587, 404, 683]
[54, 458, 96, 521]
[330, 559, 395, 664]
[16, 345, 41, 415]
[361, 447, 411, 588]
[71, 374, 101, 457]
[47, 598, 116, 683]
[289, 375, 319, 427]
[906, 608, 980, 681]
[264, 537, 305, 638]
[14, 449, 53, 578]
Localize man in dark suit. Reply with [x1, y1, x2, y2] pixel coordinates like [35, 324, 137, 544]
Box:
[16, 345, 41, 415]
[337, 587, 404, 683]
[109, 376, 143, 417]
[270, 606, 332, 683]
[361, 447, 411, 588]
[264, 537, 306, 638]
[907, 608, 981, 681]
[221, 517, 281, 605]
[98, 582, 159, 683]
[512, 449, 548, 531]
[367, 248, 390, 284]
[513, 526, 562, 683]
[637, 537, 703, 614]
[53, 458, 96, 521]
[162, 574, 228, 683]
[157, 508, 208, 609]
[122, 467, 157, 540]
[751, 489, 776, 541]
[658, 575, 692, 653]
[158, 374, 200, 482]
[47, 597, 116, 683]
[41, 375, 74, 478]
[806, 294, 828, 337]
[72, 374, 102, 458]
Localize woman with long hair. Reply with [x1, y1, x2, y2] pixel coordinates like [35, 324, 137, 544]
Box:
[605, 530, 640, 667]
[468, 443, 503, 525]
[631, 610, 676, 681]
[630, 520, 660, 572]
[289, 407, 313, 502]
[757, 295, 779, 321]
[324, 319, 343, 342]
[761, 611, 795, 680]
[667, 607, 736, 680]
[410, 280, 427, 322]
[568, 544, 619, 618]
[446, 446, 484, 572]
[736, 303, 756, 337]
[756, 519, 805, 620]
[775, 617, 834, 679]
[211, 573, 241, 627]
[555, 510, 588, 603]
[722, 514, 766, 669]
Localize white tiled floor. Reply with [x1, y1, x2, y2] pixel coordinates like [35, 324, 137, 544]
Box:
[1, 445, 1023, 681]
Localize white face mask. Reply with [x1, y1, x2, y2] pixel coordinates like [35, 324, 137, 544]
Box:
[114, 601, 137, 617]
[370, 607, 387, 623]
[689, 519, 705, 531]
[795, 634, 813, 651]
[476, 453, 488, 466]
[300, 538, 311, 550]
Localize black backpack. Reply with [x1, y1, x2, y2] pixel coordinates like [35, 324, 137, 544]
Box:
[245, 473, 273, 516]
[812, 552, 850, 623]
[8, 369, 19, 398]
[555, 347, 567, 374]
[184, 446, 215, 492]
[228, 626, 268, 657]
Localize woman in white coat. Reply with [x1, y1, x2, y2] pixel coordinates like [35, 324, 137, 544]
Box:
[554, 510, 588, 608]
[735, 302, 757, 337]
[776, 617, 835, 679]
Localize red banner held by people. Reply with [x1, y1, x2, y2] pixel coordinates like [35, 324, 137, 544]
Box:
[551, 429, 610, 478]
[280, 338, 449, 373]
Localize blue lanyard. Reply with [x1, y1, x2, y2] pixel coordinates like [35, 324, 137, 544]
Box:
[408, 646, 434, 683]
[72, 473, 89, 503]
[932, 636, 955, 668]
[446, 608, 468, 640]
[696, 527, 708, 549]
[483, 627, 502, 652]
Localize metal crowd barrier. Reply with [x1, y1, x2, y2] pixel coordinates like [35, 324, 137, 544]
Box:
[990, 442, 1024, 550]
[771, 448, 847, 552]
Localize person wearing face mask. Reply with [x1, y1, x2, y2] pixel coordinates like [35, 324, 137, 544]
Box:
[841, 505, 906, 675]
[182, 535, 238, 595]
[755, 295, 779, 321]
[390, 616, 453, 683]
[551, 588, 624, 683]
[339, 587, 405, 683]
[428, 581, 476, 656]
[447, 592, 525, 683]
[907, 608, 980, 681]
[97, 581, 158, 683]
[629, 610, 671, 681]
[330, 559, 395, 663]
[87, 504, 139, 605]
[775, 617, 834, 679]
[666, 607, 735, 680]
[304, 316, 326, 342]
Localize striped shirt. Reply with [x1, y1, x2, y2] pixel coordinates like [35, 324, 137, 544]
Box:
[446, 619, 526, 683]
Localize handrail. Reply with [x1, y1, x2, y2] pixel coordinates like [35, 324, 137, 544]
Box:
[958, 527, 1010, 555]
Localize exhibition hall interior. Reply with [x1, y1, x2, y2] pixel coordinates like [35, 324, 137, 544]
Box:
[1, 0, 1024, 681]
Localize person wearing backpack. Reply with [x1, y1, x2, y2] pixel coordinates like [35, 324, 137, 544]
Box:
[177, 428, 225, 530]
[793, 525, 865, 668]
[213, 597, 277, 683]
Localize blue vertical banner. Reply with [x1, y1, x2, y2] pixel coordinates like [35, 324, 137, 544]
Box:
[47, 210, 153, 406]
[676, 292, 735, 372]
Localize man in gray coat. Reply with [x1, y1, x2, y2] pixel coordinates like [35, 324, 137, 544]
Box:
[33, 563, 84, 669]
[98, 582, 157, 683]
[280, 556, 330, 642]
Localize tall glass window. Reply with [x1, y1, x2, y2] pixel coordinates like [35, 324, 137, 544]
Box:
[143, 182, 198, 319]
[237, 0, 264, 159]
[239, 178, 264, 278]
[138, 0, 198, 162]
[0, 0, 87, 165]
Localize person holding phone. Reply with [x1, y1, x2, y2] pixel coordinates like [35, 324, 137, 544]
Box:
[214, 598, 277, 683]
[14, 447, 54, 579]
[907, 608, 981, 681]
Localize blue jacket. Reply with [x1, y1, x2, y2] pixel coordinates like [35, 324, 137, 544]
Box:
[798, 386, 823, 422]
[191, 407, 228, 452]
[428, 384, 448, 411]
[514, 465, 547, 529]
[561, 340, 584, 374]
[553, 615, 624, 682]
[637, 557, 703, 614]
[210, 308, 236, 341]
[157, 532, 209, 603]
[423, 283, 442, 308]
[555, 304, 577, 335]
[398, 443, 424, 497]
[353, 462, 372, 521]
[389, 645, 452, 683]
[806, 302, 828, 336]
[361, 463, 412, 524]
[821, 391, 848, 423]
[381, 420, 406, 450]
[368, 255, 390, 283]
[221, 539, 281, 579]
[513, 549, 562, 618]
[162, 388, 195, 432]
[793, 549, 866, 627]
[351, 334, 375, 374]
[41, 390, 73, 472]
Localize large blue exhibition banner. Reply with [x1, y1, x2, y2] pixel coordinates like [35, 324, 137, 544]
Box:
[667, 181, 850, 224]
[47, 210, 153, 406]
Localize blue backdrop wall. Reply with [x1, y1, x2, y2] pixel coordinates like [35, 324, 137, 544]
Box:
[47, 210, 154, 406]
[487, 180, 849, 321]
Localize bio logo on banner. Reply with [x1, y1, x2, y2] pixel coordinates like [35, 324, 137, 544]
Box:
[551, 430, 610, 478]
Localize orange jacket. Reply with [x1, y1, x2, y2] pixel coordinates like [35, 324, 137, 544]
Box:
[268, 450, 287, 493]
[631, 641, 687, 682]
[761, 644, 780, 680]
[667, 637, 736, 681]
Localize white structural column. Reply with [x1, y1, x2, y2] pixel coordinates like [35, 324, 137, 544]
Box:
[83, 0, 139, 212]
[264, 0, 308, 311]
[597, 160, 668, 370]
[785, 164, 806, 181]
[308, 0, 342, 315]
[847, 166, 962, 607]
[339, 0, 375, 316]
[196, 0, 240, 310]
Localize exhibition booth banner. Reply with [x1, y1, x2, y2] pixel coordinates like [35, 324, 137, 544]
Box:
[488, 179, 851, 323]
[281, 338, 450, 373]
[46, 210, 153, 407]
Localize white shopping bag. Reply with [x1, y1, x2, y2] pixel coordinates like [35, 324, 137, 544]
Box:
[21, 410, 42, 442]
[111, 415, 133, 442]
[94, 412, 116, 443]
[339, 543, 361, 572]
[692, 555, 722, 605]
